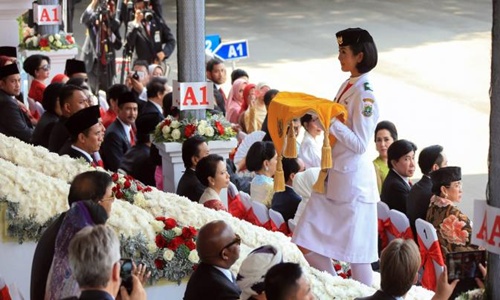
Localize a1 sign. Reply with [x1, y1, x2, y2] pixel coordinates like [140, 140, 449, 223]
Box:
[213, 40, 249, 61]
[172, 81, 214, 111]
[34, 4, 62, 25]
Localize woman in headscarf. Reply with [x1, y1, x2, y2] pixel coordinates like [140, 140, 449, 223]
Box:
[226, 77, 248, 123]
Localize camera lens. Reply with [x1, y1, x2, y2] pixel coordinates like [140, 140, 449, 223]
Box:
[143, 10, 153, 22]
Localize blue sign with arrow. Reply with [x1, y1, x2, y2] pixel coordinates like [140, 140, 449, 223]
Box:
[213, 40, 249, 61]
[205, 34, 221, 53]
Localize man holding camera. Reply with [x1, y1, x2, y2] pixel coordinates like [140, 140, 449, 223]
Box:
[126, 0, 175, 65]
[65, 224, 147, 300]
[81, 0, 123, 95]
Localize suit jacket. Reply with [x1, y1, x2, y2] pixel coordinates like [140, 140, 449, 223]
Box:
[355, 290, 397, 300]
[271, 186, 302, 222]
[119, 143, 156, 186]
[380, 169, 411, 214]
[137, 100, 163, 124]
[61, 147, 92, 164]
[407, 175, 432, 240]
[184, 263, 241, 300]
[31, 111, 59, 148]
[176, 168, 205, 202]
[0, 89, 33, 142]
[100, 119, 131, 172]
[48, 117, 70, 153]
[126, 15, 176, 64]
[212, 83, 225, 115]
[61, 290, 114, 300]
[30, 213, 66, 300]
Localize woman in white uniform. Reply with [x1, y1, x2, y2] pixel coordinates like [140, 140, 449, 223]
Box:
[292, 28, 379, 286]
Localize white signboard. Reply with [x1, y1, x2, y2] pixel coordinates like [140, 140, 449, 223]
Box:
[35, 4, 62, 25]
[172, 81, 214, 111]
[472, 199, 500, 255]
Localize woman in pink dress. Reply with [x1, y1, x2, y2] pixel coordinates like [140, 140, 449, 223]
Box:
[226, 77, 248, 123]
[196, 154, 231, 211]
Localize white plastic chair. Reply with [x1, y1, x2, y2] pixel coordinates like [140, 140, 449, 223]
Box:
[415, 218, 444, 291]
[251, 200, 270, 225]
[269, 208, 286, 228]
[239, 191, 252, 211]
[377, 201, 393, 246]
[288, 219, 296, 233]
[388, 209, 413, 240]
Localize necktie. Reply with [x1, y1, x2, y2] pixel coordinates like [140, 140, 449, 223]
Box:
[146, 23, 151, 36]
[408, 179, 413, 187]
[219, 88, 227, 102]
[129, 128, 136, 146]
[92, 152, 104, 168]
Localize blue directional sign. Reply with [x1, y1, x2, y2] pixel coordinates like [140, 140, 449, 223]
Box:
[205, 34, 221, 53]
[213, 40, 249, 61]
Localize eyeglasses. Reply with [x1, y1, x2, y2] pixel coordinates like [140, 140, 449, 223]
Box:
[101, 192, 116, 203]
[219, 234, 241, 257]
[38, 64, 50, 71]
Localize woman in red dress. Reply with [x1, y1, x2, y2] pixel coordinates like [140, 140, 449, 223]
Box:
[23, 54, 51, 103]
[196, 154, 231, 211]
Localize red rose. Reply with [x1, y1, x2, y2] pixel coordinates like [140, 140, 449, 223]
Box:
[184, 240, 196, 251]
[39, 38, 49, 48]
[124, 180, 131, 189]
[164, 119, 172, 126]
[115, 190, 124, 199]
[164, 218, 177, 230]
[154, 259, 165, 269]
[334, 264, 342, 271]
[111, 173, 119, 182]
[182, 226, 197, 240]
[125, 175, 134, 180]
[215, 121, 224, 135]
[167, 236, 184, 251]
[155, 216, 166, 222]
[184, 124, 196, 138]
[346, 269, 352, 277]
[144, 186, 152, 192]
[155, 234, 167, 248]
[65, 35, 74, 44]
[339, 273, 347, 279]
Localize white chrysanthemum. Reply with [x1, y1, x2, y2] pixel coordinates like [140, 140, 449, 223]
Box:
[188, 250, 199, 263]
[205, 126, 215, 137]
[197, 124, 206, 135]
[171, 129, 181, 140]
[163, 249, 175, 261]
[134, 193, 147, 207]
[150, 220, 164, 233]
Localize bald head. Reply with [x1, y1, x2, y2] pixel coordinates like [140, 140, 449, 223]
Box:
[197, 220, 240, 268]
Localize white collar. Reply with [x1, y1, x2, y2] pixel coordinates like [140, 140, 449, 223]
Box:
[148, 100, 163, 114]
[71, 145, 93, 162]
[117, 118, 133, 142]
[213, 265, 234, 282]
[393, 169, 411, 187]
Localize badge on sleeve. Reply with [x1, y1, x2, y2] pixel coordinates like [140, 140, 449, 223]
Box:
[362, 98, 374, 117]
[154, 31, 161, 43]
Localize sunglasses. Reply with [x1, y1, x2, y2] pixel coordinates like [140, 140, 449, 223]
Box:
[219, 234, 241, 257]
[38, 64, 50, 71]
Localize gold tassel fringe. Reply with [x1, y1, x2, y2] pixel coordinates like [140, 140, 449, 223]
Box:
[321, 130, 332, 169]
[284, 121, 297, 158]
[312, 169, 328, 194]
[273, 155, 285, 192]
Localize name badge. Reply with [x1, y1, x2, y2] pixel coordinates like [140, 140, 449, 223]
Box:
[154, 31, 161, 43]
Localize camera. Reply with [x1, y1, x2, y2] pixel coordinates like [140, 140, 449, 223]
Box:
[132, 70, 140, 80]
[120, 258, 134, 294]
[142, 9, 154, 22]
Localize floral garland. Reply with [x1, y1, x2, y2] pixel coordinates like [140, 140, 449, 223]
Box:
[0, 133, 437, 299]
[110, 172, 152, 204]
[456, 289, 484, 300]
[153, 113, 235, 143]
[17, 11, 76, 51]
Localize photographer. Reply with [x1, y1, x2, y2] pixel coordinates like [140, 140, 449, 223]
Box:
[81, 0, 122, 94]
[125, 0, 175, 65]
[66, 224, 147, 300]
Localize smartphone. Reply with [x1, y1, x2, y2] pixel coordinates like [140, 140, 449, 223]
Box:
[120, 258, 134, 294]
[446, 250, 486, 282]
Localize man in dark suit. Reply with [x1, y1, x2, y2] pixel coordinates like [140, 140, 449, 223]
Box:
[66, 225, 146, 300]
[100, 91, 137, 171]
[271, 158, 303, 222]
[62, 105, 104, 166]
[0, 63, 33, 142]
[380, 139, 417, 214]
[407, 145, 447, 240]
[135, 76, 166, 125]
[81, 0, 122, 94]
[184, 220, 241, 300]
[206, 58, 227, 114]
[355, 239, 457, 300]
[119, 114, 157, 186]
[176, 135, 209, 202]
[125, 0, 175, 65]
[48, 85, 90, 153]
[30, 171, 113, 300]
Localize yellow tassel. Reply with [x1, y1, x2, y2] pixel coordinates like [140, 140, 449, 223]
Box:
[284, 121, 297, 158]
[312, 169, 328, 194]
[321, 130, 332, 169]
[273, 155, 286, 192]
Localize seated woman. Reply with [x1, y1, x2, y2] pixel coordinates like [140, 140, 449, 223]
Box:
[239, 83, 267, 134]
[298, 114, 323, 169]
[226, 77, 248, 123]
[45, 172, 115, 300]
[372, 120, 398, 193]
[426, 166, 479, 260]
[246, 141, 277, 208]
[196, 154, 230, 211]
[23, 54, 51, 103]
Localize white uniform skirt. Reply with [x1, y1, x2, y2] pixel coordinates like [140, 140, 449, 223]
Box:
[292, 191, 378, 263]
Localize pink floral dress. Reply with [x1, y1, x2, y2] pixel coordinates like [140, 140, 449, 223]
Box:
[426, 195, 479, 260]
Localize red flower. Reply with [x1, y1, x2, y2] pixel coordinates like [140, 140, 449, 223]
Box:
[163, 119, 172, 127]
[215, 121, 224, 135]
[185, 240, 196, 251]
[334, 264, 342, 271]
[164, 218, 177, 230]
[339, 273, 347, 279]
[155, 216, 166, 222]
[167, 236, 184, 251]
[111, 173, 119, 182]
[115, 190, 124, 199]
[39, 38, 49, 48]
[346, 269, 352, 277]
[65, 35, 74, 44]
[124, 180, 131, 189]
[154, 259, 165, 269]
[137, 184, 143, 191]
[125, 175, 134, 180]
[144, 186, 152, 192]
[182, 226, 197, 240]
[155, 234, 167, 248]
[184, 124, 197, 138]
